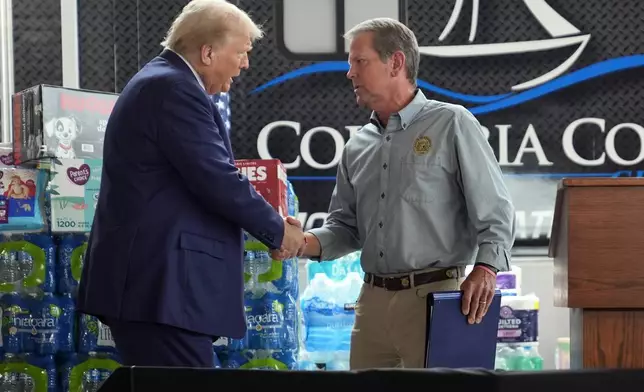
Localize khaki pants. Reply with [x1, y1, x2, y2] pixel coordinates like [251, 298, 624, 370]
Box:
[349, 268, 465, 369]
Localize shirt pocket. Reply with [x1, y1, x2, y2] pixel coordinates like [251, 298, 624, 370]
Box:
[399, 160, 452, 204]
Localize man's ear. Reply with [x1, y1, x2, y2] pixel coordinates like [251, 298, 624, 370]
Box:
[201, 45, 213, 66]
[390, 51, 406, 77]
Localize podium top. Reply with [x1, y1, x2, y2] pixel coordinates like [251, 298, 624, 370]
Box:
[549, 177, 644, 258]
[559, 177, 644, 188]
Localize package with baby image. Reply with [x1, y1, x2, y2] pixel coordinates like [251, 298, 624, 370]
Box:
[0, 145, 47, 233]
[11, 84, 118, 165]
[48, 159, 102, 233]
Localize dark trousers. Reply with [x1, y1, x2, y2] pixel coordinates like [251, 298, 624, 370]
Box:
[105, 318, 215, 368]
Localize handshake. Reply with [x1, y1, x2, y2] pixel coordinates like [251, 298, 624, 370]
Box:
[271, 216, 306, 260]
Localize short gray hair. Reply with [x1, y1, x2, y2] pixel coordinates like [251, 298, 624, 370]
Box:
[344, 18, 419, 85]
[161, 0, 263, 55]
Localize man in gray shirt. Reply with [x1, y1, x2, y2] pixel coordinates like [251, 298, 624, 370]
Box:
[292, 18, 515, 369]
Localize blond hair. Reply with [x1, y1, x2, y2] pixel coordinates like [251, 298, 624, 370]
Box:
[161, 0, 263, 55]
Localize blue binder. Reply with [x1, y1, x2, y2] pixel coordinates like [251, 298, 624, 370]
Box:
[425, 290, 502, 369]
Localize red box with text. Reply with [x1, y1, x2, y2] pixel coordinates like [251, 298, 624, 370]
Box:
[235, 159, 288, 217]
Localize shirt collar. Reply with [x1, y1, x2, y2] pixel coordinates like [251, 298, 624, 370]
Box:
[169, 49, 206, 91]
[369, 89, 428, 130]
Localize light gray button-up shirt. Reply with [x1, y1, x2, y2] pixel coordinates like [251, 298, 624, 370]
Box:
[308, 90, 516, 274]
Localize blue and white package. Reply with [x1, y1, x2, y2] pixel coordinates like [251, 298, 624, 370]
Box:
[236, 292, 298, 351]
[0, 233, 55, 294]
[56, 234, 88, 295]
[78, 314, 117, 354]
[59, 352, 121, 392]
[286, 180, 298, 217]
[57, 294, 76, 353]
[306, 251, 363, 283]
[1, 293, 74, 355]
[1, 292, 29, 354]
[300, 272, 363, 356]
[1, 353, 57, 392]
[225, 350, 297, 370]
[244, 251, 299, 297]
[0, 147, 47, 233]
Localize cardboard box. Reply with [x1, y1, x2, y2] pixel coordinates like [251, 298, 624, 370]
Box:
[235, 159, 288, 218]
[12, 85, 119, 165]
[49, 158, 102, 233]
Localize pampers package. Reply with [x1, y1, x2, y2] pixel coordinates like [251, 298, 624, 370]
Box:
[11, 84, 118, 164]
[0, 146, 47, 233]
[48, 159, 101, 233]
[0, 233, 55, 294]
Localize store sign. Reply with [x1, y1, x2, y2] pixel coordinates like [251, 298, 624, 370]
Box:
[231, 0, 644, 245]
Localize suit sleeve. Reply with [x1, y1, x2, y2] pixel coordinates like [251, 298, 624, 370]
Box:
[157, 81, 284, 249]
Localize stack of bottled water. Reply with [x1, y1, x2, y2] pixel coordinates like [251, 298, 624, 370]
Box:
[217, 180, 300, 370]
[0, 231, 122, 391]
[298, 251, 363, 370]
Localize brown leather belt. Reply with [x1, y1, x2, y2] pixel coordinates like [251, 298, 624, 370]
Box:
[364, 267, 463, 291]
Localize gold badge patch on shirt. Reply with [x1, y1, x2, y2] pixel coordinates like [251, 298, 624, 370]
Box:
[413, 136, 431, 155]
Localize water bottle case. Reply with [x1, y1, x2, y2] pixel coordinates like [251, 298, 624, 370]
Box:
[60, 352, 121, 392]
[0, 354, 55, 392]
[0, 241, 46, 293]
[226, 350, 297, 370]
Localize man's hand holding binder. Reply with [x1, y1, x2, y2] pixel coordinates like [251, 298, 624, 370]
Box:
[460, 264, 498, 324]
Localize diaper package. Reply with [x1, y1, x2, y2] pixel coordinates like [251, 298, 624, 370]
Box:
[1, 292, 75, 355]
[11, 84, 118, 164]
[0, 147, 46, 233]
[59, 352, 121, 392]
[0, 234, 55, 294]
[56, 234, 89, 295]
[77, 314, 117, 354]
[0, 353, 57, 392]
[48, 159, 101, 233]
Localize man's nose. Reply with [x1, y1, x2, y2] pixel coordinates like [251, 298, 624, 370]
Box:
[241, 56, 250, 70]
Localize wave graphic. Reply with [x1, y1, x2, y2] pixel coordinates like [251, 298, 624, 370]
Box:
[249, 55, 644, 114]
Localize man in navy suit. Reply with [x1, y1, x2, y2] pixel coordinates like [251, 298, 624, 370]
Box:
[76, 0, 305, 368]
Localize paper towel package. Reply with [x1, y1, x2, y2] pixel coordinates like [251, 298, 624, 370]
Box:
[12, 85, 118, 164]
[497, 294, 539, 343]
[49, 159, 102, 233]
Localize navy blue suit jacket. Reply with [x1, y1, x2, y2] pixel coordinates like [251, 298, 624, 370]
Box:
[76, 50, 285, 339]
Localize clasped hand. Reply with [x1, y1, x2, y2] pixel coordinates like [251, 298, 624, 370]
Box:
[271, 216, 305, 260]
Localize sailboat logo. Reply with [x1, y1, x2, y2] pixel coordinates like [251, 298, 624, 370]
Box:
[419, 0, 591, 91]
[253, 0, 644, 115]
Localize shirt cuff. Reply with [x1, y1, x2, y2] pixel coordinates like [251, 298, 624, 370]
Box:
[307, 226, 339, 262]
[475, 243, 511, 272]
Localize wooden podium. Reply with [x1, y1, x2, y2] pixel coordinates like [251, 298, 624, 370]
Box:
[549, 177, 644, 369]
